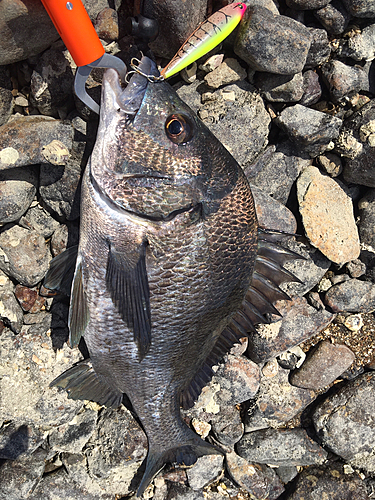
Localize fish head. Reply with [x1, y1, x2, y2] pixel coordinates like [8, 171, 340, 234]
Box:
[90, 56, 240, 221]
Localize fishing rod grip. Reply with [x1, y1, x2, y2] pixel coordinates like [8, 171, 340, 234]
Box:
[41, 0, 105, 67]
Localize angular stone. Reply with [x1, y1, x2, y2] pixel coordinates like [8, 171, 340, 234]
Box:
[226, 451, 284, 500]
[275, 104, 342, 157]
[19, 204, 60, 238]
[186, 455, 224, 490]
[204, 58, 247, 89]
[0, 116, 74, 171]
[211, 405, 244, 447]
[0, 225, 51, 287]
[0, 328, 83, 426]
[95, 7, 119, 41]
[297, 166, 360, 265]
[286, 0, 330, 8]
[245, 142, 312, 205]
[247, 296, 334, 364]
[14, 284, 46, 314]
[237, 428, 327, 466]
[300, 70, 322, 106]
[49, 408, 98, 454]
[324, 278, 375, 313]
[305, 28, 331, 68]
[342, 0, 375, 17]
[0, 287, 24, 333]
[251, 185, 297, 234]
[0, 166, 38, 224]
[314, 0, 350, 35]
[0, 422, 45, 459]
[342, 24, 375, 62]
[316, 152, 342, 177]
[313, 372, 375, 473]
[322, 60, 368, 102]
[290, 340, 355, 390]
[245, 365, 316, 431]
[359, 188, 375, 248]
[235, 6, 311, 75]
[255, 72, 304, 103]
[0, 67, 14, 126]
[289, 463, 370, 500]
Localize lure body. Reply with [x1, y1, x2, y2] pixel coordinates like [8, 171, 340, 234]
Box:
[160, 2, 247, 79]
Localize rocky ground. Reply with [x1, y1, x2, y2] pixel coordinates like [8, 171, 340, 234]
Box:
[1, 0, 375, 498]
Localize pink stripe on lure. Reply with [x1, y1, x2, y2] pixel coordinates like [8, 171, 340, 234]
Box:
[160, 2, 247, 80]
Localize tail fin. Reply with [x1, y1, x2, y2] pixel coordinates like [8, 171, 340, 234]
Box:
[137, 436, 221, 497]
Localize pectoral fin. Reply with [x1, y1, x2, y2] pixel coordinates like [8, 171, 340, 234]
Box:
[68, 259, 90, 348]
[43, 245, 78, 296]
[105, 242, 151, 359]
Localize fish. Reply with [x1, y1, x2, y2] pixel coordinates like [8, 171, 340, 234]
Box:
[44, 55, 301, 497]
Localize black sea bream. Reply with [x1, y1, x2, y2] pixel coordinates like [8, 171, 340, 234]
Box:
[45, 56, 300, 496]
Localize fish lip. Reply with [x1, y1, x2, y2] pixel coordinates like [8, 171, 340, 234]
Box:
[102, 57, 158, 116]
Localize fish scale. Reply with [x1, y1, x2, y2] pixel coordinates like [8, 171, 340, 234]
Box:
[45, 55, 302, 497]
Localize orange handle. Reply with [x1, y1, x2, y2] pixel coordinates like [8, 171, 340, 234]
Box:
[41, 0, 104, 67]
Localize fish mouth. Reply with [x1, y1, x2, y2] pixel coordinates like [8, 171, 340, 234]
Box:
[102, 56, 159, 117]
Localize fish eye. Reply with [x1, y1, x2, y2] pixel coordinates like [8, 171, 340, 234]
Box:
[165, 114, 193, 145]
[236, 3, 245, 8]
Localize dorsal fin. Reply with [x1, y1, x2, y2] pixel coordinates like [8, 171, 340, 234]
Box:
[180, 228, 303, 409]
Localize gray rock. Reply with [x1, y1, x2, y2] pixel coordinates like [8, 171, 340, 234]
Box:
[275, 104, 342, 157]
[316, 152, 342, 177]
[251, 184, 297, 234]
[313, 372, 375, 473]
[359, 189, 375, 248]
[0, 116, 74, 171]
[19, 204, 60, 238]
[290, 340, 355, 390]
[166, 484, 206, 500]
[204, 58, 247, 89]
[245, 365, 316, 431]
[288, 463, 370, 500]
[0, 287, 23, 333]
[342, 24, 375, 61]
[144, 0, 208, 59]
[94, 7, 119, 41]
[255, 72, 304, 103]
[235, 6, 312, 75]
[304, 28, 331, 69]
[30, 47, 75, 117]
[346, 258, 366, 278]
[245, 142, 312, 205]
[198, 81, 271, 167]
[85, 406, 147, 497]
[297, 166, 360, 265]
[187, 455, 224, 490]
[275, 466, 299, 484]
[314, 0, 350, 35]
[211, 405, 244, 447]
[247, 296, 334, 364]
[324, 278, 375, 312]
[237, 428, 327, 466]
[342, 0, 375, 17]
[226, 451, 285, 499]
[0, 447, 47, 500]
[0, 67, 14, 126]
[321, 60, 368, 102]
[300, 70, 322, 106]
[49, 408, 98, 454]
[0, 421, 45, 459]
[286, 0, 330, 9]
[0, 167, 38, 224]
[0, 328, 83, 426]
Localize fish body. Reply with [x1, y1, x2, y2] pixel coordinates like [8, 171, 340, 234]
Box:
[160, 2, 247, 79]
[47, 56, 299, 496]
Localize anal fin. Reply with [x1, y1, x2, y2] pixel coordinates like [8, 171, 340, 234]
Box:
[50, 360, 123, 408]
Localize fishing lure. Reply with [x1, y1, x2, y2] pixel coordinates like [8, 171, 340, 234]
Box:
[160, 2, 247, 80]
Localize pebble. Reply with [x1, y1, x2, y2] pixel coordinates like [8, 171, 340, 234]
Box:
[226, 451, 285, 500]
[245, 365, 316, 432]
[0, 67, 14, 126]
[210, 405, 244, 447]
[276, 465, 299, 484]
[275, 104, 342, 157]
[245, 142, 312, 205]
[247, 296, 334, 364]
[314, 0, 350, 35]
[343, 24, 375, 62]
[0, 225, 51, 287]
[313, 372, 375, 474]
[324, 278, 375, 313]
[255, 72, 304, 103]
[0, 421, 45, 460]
[0, 116, 74, 171]
[0, 166, 38, 224]
[297, 166, 360, 265]
[251, 184, 297, 234]
[0, 285, 24, 334]
[342, 0, 375, 17]
[186, 455, 224, 490]
[95, 7, 119, 41]
[19, 204, 60, 238]
[48, 408, 97, 454]
[304, 28, 331, 69]
[358, 188, 375, 248]
[286, 0, 330, 9]
[290, 340, 355, 390]
[316, 151, 342, 177]
[321, 60, 368, 103]
[235, 7, 311, 75]
[204, 58, 247, 89]
[199, 54, 224, 73]
[299, 70, 322, 106]
[14, 284, 46, 314]
[288, 463, 370, 500]
[181, 62, 198, 84]
[237, 428, 327, 466]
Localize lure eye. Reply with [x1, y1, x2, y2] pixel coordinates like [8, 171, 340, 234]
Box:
[165, 114, 193, 144]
